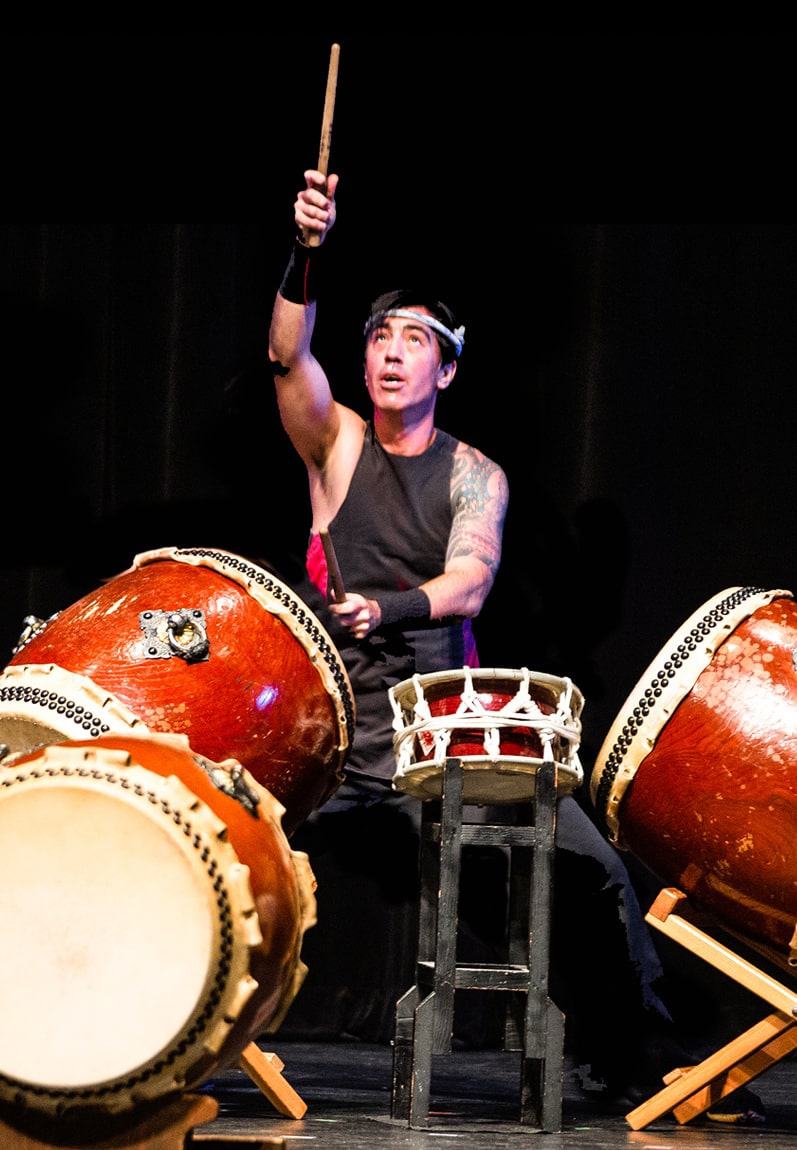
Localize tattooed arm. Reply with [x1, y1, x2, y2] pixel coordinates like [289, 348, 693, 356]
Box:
[421, 442, 509, 621]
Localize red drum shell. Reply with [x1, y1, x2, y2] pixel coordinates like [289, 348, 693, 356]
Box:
[0, 733, 316, 1119]
[591, 586, 797, 973]
[2, 547, 354, 836]
[417, 682, 551, 760]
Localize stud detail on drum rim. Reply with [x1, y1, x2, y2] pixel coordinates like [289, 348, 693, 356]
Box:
[0, 684, 113, 738]
[593, 586, 774, 831]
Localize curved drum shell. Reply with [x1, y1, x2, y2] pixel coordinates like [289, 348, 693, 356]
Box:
[0, 547, 355, 836]
[390, 666, 584, 805]
[591, 586, 797, 973]
[0, 733, 316, 1120]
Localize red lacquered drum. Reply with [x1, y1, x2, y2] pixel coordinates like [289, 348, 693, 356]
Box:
[590, 585, 797, 973]
[389, 666, 584, 804]
[0, 732, 316, 1120]
[0, 546, 355, 836]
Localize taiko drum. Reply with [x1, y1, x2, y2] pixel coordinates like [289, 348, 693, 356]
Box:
[390, 666, 585, 804]
[0, 732, 316, 1120]
[0, 547, 355, 836]
[591, 585, 797, 974]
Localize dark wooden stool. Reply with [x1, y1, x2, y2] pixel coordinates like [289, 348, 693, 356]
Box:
[391, 755, 563, 1131]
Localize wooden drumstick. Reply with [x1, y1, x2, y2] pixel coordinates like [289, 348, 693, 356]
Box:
[302, 42, 340, 248]
[320, 527, 347, 603]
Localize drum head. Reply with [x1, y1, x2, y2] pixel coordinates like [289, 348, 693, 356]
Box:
[0, 744, 258, 1116]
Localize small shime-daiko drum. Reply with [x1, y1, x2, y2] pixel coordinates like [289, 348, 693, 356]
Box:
[389, 666, 585, 805]
[0, 732, 316, 1123]
[0, 546, 355, 837]
[590, 585, 797, 976]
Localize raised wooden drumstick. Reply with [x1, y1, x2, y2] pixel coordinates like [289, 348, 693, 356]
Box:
[320, 527, 347, 603]
[302, 42, 340, 249]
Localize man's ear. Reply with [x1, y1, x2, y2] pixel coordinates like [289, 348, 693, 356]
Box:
[437, 361, 457, 390]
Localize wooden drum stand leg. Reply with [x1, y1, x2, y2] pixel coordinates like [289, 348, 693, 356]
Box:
[626, 887, 797, 1130]
[237, 1044, 307, 1119]
[0, 1044, 302, 1150]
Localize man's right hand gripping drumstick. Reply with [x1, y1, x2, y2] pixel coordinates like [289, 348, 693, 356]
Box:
[295, 170, 339, 248]
[320, 528, 379, 641]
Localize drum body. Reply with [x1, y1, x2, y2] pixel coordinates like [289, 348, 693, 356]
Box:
[591, 585, 797, 973]
[0, 732, 316, 1120]
[390, 666, 584, 804]
[0, 547, 355, 836]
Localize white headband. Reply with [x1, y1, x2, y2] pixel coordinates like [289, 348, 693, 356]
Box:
[364, 308, 465, 358]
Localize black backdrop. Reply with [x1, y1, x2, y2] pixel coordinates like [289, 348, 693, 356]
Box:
[2, 39, 796, 796]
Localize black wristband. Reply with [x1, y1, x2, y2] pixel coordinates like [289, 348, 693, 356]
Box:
[377, 588, 431, 628]
[279, 236, 322, 306]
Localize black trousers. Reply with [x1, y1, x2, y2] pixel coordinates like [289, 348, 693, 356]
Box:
[278, 774, 672, 1068]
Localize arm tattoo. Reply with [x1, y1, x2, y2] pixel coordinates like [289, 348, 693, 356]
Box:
[447, 446, 508, 576]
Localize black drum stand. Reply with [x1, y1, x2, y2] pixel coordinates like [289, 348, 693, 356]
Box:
[391, 756, 564, 1131]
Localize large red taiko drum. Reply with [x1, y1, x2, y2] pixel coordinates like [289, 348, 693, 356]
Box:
[590, 585, 797, 974]
[0, 546, 355, 836]
[0, 732, 316, 1121]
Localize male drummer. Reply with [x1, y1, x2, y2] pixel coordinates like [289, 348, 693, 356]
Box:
[266, 168, 765, 1120]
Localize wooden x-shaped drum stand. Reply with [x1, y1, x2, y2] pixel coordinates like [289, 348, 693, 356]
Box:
[626, 887, 797, 1130]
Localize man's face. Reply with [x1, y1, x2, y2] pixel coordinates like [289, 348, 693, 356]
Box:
[364, 309, 453, 415]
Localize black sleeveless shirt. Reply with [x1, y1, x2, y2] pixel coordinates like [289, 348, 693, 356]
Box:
[301, 422, 477, 783]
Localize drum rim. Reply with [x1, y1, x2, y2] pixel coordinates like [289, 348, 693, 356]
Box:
[590, 585, 793, 845]
[393, 754, 583, 801]
[0, 662, 146, 747]
[388, 666, 585, 715]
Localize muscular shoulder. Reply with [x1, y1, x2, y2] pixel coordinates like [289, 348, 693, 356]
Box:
[450, 439, 509, 513]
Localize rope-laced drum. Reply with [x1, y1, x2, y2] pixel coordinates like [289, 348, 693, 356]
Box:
[390, 666, 584, 805]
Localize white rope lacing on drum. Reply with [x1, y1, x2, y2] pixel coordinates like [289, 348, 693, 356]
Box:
[390, 666, 583, 774]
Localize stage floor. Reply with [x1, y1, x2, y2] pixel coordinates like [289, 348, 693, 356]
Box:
[194, 1039, 796, 1149]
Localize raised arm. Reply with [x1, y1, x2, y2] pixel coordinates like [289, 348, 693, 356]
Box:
[268, 169, 342, 472]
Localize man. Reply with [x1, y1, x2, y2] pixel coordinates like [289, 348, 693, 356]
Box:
[267, 171, 764, 1120]
[269, 169, 507, 780]
[267, 167, 509, 1044]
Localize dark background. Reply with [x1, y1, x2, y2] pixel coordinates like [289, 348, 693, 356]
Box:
[1, 38, 794, 790]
